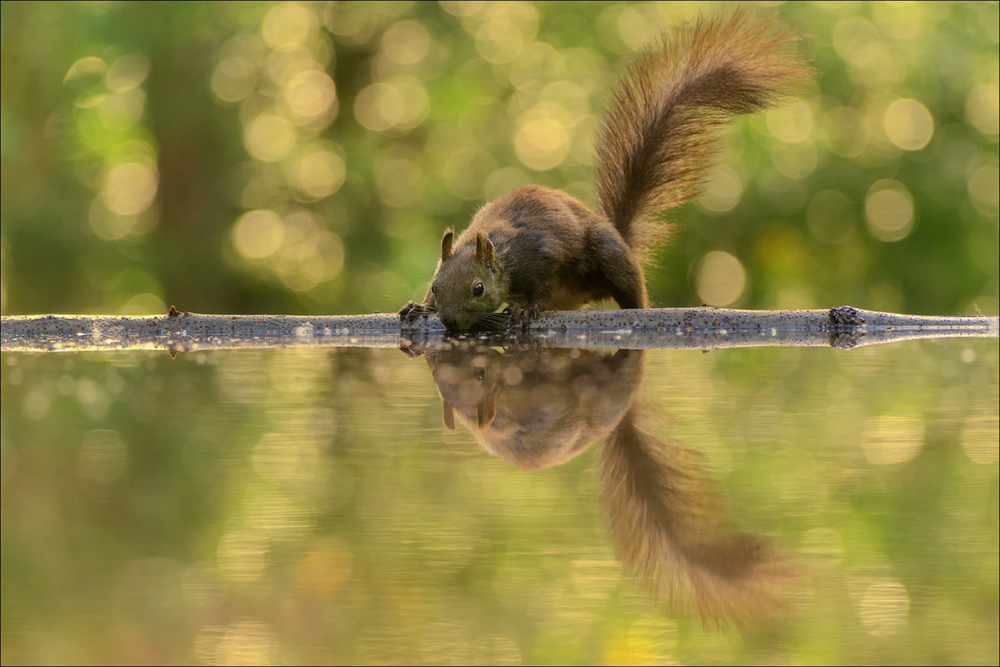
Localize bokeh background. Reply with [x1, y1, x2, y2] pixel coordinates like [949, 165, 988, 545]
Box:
[1, 4, 998, 664]
[1, 1, 997, 318]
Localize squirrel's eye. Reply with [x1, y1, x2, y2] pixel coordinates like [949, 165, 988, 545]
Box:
[431, 286, 437, 295]
[473, 282, 485, 297]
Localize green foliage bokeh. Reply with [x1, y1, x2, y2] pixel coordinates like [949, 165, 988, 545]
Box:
[0, 1, 997, 317]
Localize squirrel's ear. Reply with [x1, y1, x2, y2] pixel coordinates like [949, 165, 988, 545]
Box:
[477, 396, 496, 428]
[441, 400, 455, 430]
[475, 232, 495, 264]
[440, 230, 454, 261]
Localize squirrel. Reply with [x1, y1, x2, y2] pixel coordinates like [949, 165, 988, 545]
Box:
[399, 10, 811, 331]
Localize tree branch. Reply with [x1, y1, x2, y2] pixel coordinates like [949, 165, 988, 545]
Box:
[1, 306, 996, 354]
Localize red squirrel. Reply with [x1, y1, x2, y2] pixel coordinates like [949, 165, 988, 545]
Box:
[399, 11, 811, 331]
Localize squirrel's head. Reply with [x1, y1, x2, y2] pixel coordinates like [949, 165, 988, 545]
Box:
[431, 230, 507, 331]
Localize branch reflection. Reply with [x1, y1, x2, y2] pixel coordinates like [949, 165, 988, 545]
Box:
[404, 339, 792, 626]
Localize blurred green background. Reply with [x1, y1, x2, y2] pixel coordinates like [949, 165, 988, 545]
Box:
[1, 0, 997, 318]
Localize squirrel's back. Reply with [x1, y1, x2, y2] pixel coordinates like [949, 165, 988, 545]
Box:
[593, 10, 812, 255]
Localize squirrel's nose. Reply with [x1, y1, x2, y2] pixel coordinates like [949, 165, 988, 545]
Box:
[440, 315, 458, 330]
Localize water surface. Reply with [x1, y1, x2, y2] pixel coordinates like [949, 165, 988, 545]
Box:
[1, 339, 997, 665]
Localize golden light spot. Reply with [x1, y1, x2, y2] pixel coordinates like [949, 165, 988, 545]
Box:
[389, 78, 430, 130]
[72, 377, 105, 417]
[822, 106, 868, 157]
[264, 50, 310, 86]
[322, 2, 377, 45]
[248, 490, 314, 541]
[80, 429, 127, 483]
[101, 161, 158, 216]
[64, 56, 107, 82]
[603, 617, 677, 666]
[289, 149, 345, 200]
[89, 196, 155, 240]
[477, 19, 523, 64]
[772, 142, 819, 180]
[514, 105, 571, 171]
[767, 98, 814, 143]
[697, 165, 743, 213]
[696, 251, 747, 307]
[961, 416, 999, 465]
[538, 81, 591, 122]
[106, 54, 150, 92]
[865, 180, 914, 242]
[262, 2, 315, 50]
[861, 412, 924, 465]
[253, 211, 344, 292]
[440, 1, 487, 18]
[443, 146, 496, 200]
[833, 18, 884, 68]
[354, 82, 401, 132]
[99, 88, 146, 131]
[252, 433, 299, 481]
[375, 154, 423, 207]
[381, 20, 432, 66]
[232, 210, 285, 260]
[966, 85, 1000, 137]
[23, 388, 51, 420]
[0, 239, 7, 315]
[807, 190, 855, 244]
[216, 528, 266, 582]
[800, 527, 844, 564]
[872, 1, 924, 40]
[617, 4, 666, 51]
[240, 175, 284, 210]
[354, 79, 429, 133]
[211, 57, 258, 103]
[508, 41, 557, 90]
[297, 539, 354, 597]
[284, 69, 336, 121]
[967, 165, 999, 215]
[475, 2, 537, 63]
[120, 293, 166, 316]
[483, 167, 530, 201]
[65, 57, 109, 108]
[244, 114, 296, 161]
[859, 579, 910, 637]
[275, 229, 345, 292]
[196, 621, 278, 666]
[883, 99, 934, 151]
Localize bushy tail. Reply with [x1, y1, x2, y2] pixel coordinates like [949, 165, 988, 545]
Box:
[593, 10, 811, 253]
[599, 408, 792, 627]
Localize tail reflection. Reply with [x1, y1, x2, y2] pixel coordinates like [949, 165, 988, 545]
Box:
[405, 341, 790, 625]
[601, 408, 791, 626]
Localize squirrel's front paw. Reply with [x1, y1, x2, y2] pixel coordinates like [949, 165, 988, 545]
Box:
[399, 301, 434, 321]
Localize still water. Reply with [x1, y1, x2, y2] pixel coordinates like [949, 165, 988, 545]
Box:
[1, 339, 997, 665]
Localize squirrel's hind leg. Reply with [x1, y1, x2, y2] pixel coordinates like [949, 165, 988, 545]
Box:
[589, 226, 649, 309]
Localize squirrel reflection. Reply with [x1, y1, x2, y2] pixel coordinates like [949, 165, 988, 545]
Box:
[404, 341, 790, 626]
[425, 344, 641, 470]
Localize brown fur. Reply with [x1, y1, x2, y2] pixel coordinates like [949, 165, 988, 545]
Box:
[400, 10, 810, 331]
[600, 408, 793, 627]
